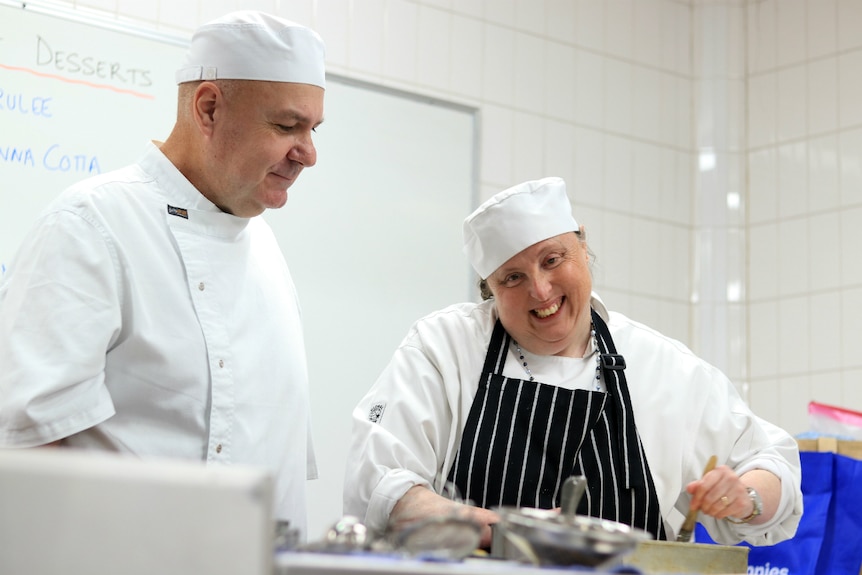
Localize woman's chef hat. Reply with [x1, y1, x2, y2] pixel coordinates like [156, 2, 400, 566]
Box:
[463, 177, 579, 279]
[176, 11, 326, 88]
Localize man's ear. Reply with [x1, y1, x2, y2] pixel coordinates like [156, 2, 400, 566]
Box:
[193, 82, 220, 135]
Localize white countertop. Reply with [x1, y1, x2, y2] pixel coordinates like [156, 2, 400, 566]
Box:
[274, 552, 635, 575]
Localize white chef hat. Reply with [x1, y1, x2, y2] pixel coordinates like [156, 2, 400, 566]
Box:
[175, 11, 326, 88]
[463, 177, 579, 279]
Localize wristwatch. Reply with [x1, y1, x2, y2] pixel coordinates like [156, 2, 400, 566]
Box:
[727, 487, 763, 524]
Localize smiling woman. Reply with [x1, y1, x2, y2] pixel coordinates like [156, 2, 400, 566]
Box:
[342, 176, 803, 556]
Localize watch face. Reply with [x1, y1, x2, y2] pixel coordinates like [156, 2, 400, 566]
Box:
[748, 487, 763, 517]
[726, 487, 763, 524]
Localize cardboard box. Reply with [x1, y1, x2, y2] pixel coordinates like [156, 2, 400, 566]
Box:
[796, 436, 862, 460]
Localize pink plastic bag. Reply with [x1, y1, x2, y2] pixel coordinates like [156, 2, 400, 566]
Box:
[808, 401, 862, 440]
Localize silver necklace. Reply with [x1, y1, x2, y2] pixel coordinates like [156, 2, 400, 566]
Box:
[513, 322, 602, 391]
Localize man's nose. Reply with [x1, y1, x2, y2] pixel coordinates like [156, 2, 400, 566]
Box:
[288, 133, 317, 167]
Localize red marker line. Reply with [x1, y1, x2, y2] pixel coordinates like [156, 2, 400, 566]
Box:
[0, 63, 155, 100]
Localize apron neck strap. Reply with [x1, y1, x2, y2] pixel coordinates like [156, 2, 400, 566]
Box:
[591, 308, 645, 489]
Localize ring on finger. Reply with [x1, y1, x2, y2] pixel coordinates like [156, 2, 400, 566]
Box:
[720, 496, 730, 506]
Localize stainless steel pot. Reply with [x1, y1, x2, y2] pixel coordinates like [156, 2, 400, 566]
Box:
[492, 506, 652, 568]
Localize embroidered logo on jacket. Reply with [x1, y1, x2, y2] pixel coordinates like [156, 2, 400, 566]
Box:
[368, 402, 386, 423]
[167, 205, 189, 219]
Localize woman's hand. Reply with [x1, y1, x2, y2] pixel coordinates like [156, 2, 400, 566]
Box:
[390, 485, 500, 549]
[685, 467, 780, 526]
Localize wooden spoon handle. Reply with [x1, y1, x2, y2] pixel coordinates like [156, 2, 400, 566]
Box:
[676, 455, 718, 542]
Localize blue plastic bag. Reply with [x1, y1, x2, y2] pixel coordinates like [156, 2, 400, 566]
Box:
[694, 451, 862, 575]
[820, 451, 862, 574]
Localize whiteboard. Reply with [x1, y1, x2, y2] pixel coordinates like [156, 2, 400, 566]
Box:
[0, 1, 477, 540]
[273, 78, 475, 537]
[0, 1, 183, 263]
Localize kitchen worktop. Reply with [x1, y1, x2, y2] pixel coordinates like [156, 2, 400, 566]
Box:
[274, 551, 747, 575]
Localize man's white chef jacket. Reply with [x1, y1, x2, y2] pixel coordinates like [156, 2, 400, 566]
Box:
[343, 296, 803, 546]
[0, 143, 317, 537]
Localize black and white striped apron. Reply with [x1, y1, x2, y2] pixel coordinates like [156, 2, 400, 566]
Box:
[446, 309, 667, 540]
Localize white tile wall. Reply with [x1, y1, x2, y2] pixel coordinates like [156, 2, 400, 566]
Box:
[544, 0, 576, 42]
[416, 5, 450, 90]
[776, 0, 806, 68]
[748, 148, 777, 224]
[841, 208, 862, 285]
[808, 135, 841, 211]
[315, 0, 350, 69]
[544, 40, 576, 122]
[777, 66, 807, 142]
[349, 0, 385, 76]
[542, 118, 577, 189]
[840, 128, 862, 206]
[603, 58, 632, 134]
[838, 50, 862, 128]
[778, 296, 810, 375]
[632, 67, 661, 142]
[480, 23, 515, 105]
[743, 0, 862, 436]
[77, 0, 118, 14]
[157, 0, 198, 33]
[777, 217, 808, 297]
[384, 0, 419, 83]
[633, 0, 661, 67]
[808, 58, 838, 136]
[513, 31, 544, 112]
[575, 50, 605, 128]
[573, 127, 604, 202]
[838, 0, 862, 51]
[511, 110, 544, 183]
[449, 14, 482, 98]
[576, 0, 604, 53]
[748, 223, 779, 300]
[604, 0, 633, 60]
[749, 300, 780, 379]
[513, 0, 543, 36]
[777, 142, 807, 219]
[478, 104, 513, 186]
[632, 143, 661, 221]
[115, 0, 158, 23]
[807, 0, 837, 59]
[808, 211, 841, 292]
[747, 0, 777, 74]
[603, 135, 633, 212]
[809, 291, 842, 372]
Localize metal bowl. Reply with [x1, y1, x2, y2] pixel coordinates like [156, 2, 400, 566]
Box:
[492, 506, 653, 567]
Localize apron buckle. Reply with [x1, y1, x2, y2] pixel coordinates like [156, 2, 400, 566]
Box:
[600, 354, 626, 370]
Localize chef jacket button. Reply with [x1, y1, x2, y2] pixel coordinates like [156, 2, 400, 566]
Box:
[216, 444, 222, 454]
[198, 282, 205, 291]
[218, 359, 224, 368]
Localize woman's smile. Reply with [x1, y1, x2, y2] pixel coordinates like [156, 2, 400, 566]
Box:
[533, 297, 564, 319]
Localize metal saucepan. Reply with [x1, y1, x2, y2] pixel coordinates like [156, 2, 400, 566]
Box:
[492, 506, 652, 568]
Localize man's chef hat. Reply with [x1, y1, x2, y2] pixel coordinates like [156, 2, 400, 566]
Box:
[462, 177, 579, 279]
[176, 10, 326, 88]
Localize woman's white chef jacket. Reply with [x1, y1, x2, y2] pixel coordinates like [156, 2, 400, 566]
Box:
[0, 143, 317, 537]
[343, 296, 803, 546]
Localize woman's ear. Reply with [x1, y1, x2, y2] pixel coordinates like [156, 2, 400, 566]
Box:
[579, 225, 589, 261]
